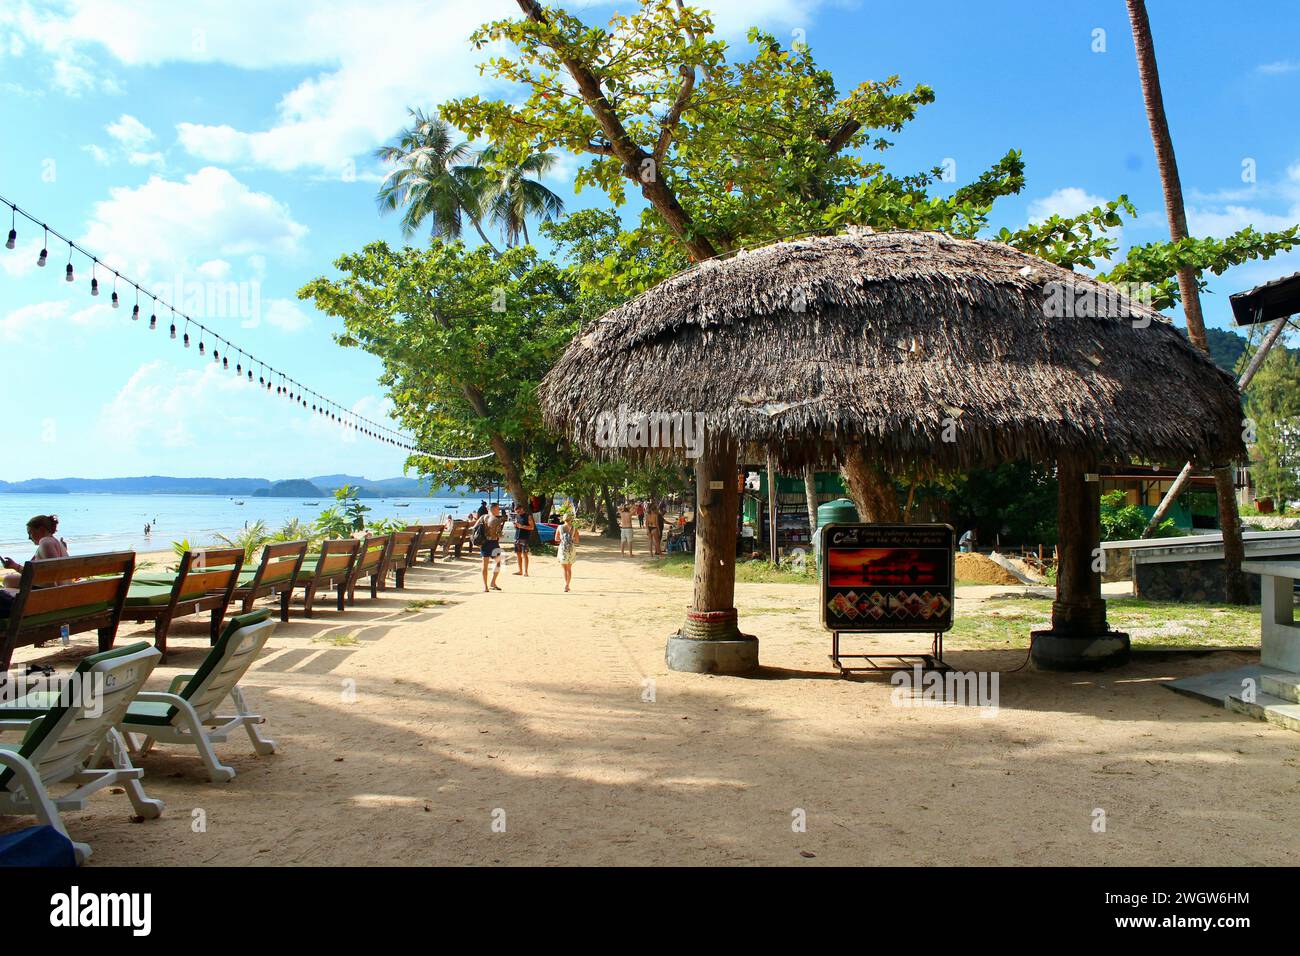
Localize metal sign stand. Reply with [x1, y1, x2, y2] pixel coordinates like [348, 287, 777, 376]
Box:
[829, 630, 948, 677]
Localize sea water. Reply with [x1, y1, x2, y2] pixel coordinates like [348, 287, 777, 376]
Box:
[0, 493, 480, 558]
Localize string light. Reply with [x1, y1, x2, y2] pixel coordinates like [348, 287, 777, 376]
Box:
[3, 190, 420, 451]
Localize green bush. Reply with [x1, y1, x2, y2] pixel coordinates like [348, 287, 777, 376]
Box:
[1099, 491, 1179, 541]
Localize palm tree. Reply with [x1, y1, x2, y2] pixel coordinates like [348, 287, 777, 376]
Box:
[476, 146, 566, 247]
[374, 108, 498, 252]
[1125, 0, 1248, 603]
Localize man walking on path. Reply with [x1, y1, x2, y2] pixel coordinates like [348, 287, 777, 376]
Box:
[635, 501, 645, 528]
[512, 503, 535, 577]
[619, 503, 636, 557]
[475, 502, 507, 591]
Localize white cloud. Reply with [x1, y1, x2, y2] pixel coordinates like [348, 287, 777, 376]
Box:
[0, 300, 69, 340]
[1027, 186, 1109, 223]
[1186, 205, 1298, 239]
[79, 167, 308, 280]
[127, 150, 164, 167]
[0, 299, 114, 341]
[105, 113, 153, 149]
[0, 237, 46, 278]
[82, 143, 108, 164]
[100, 359, 250, 450]
[5, 0, 833, 175]
[1258, 60, 1300, 75]
[262, 298, 312, 332]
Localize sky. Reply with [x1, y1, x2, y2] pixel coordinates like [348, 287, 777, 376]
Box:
[1, 0, 1298, 482]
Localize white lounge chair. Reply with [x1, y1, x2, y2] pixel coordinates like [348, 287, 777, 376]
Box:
[0, 641, 164, 864]
[120, 609, 278, 783]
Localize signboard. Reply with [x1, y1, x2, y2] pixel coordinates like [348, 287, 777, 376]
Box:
[820, 523, 955, 633]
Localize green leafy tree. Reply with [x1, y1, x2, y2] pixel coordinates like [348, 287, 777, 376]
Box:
[314, 508, 353, 539]
[1244, 343, 1300, 509]
[300, 242, 580, 507]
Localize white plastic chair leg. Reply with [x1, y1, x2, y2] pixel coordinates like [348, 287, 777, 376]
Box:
[231, 687, 277, 755]
[0, 750, 90, 863]
[107, 728, 163, 819]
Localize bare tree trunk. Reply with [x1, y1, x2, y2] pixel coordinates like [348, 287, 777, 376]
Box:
[599, 483, 620, 539]
[802, 462, 820, 558]
[1126, 0, 1248, 603]
[840, 445, 901, 522]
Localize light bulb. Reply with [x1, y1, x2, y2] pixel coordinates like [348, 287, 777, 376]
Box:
[111, 291, 120, 308]
[5, 229, 15, 250]
[132, 304, 140, 320]
[90, 277, 99, 296]
[37, 248, 47, 267]
[65, 263, 74, 282]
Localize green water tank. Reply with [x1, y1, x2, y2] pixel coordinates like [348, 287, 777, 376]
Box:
[816, 497, 859, 528]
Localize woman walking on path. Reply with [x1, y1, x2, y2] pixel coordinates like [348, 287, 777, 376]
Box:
[556, 513, 580, 592]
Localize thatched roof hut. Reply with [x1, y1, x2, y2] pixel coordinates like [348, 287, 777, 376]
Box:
[540, 229, 1244, 471]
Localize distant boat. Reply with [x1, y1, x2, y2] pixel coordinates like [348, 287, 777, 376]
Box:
[233, 500, 245, 506]
[303, 501, 319, 506]
[394, 502, 410, 508]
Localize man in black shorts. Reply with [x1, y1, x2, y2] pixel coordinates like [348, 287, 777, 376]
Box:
[512, 504, 535, 577]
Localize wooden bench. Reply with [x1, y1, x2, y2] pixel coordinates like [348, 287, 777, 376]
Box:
[293, 538, 361, 617]
[1, 552, 135, 672]
[123, 547, 244, 657]
[231, 541, 308, 622]
[347, 534, 393, 603]
[384, 531, 423, 590]
[444, 522, 470, 560]
[405, 525, 444, 565]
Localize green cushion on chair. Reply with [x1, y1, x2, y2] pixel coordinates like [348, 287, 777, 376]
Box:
[15, 602, 113, 630]
[121, 700, 173, 726]
[125, 582, 175, 607]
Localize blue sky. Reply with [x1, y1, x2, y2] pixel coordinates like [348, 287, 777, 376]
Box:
[1, 0, 1297, 482]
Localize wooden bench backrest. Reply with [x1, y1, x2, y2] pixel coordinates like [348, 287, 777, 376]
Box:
[5, 551, 134, 630]
[250, 540, 307, 589]
[312, 538, 361, 578]
[174, 547, 244, 603]
[353, 534, 391, 575]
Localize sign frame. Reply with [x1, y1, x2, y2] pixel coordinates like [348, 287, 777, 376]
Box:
[819, 522, 956, 674]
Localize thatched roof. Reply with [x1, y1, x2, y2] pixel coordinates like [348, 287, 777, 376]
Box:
[539, 230, 1245, 471]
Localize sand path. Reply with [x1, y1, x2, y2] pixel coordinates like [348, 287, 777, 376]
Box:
[4, 532, 1297, 865]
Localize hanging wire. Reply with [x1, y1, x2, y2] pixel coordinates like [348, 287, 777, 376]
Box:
[0, 189, 430, 451]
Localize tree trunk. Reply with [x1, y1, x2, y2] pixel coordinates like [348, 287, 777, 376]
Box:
[802, 462, 820, 564]
[599, 483, 620, 539]
[839, 445, 901, 522]
[1126, 0, 1248, 603]
[459, 382, 526, 507]
[1052, 454, 1108, 636]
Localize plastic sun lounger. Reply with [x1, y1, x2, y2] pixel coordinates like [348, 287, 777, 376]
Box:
[291, 538, 361, 617]
[230, 541, 308, 622]
[0, 552, 135, 673]
[384, 530, 422, 589]
[347, 534, 393, 604]
[0, 641, 164, 864]
[122, 547, 244, 658]
[120, 610, 278, 783]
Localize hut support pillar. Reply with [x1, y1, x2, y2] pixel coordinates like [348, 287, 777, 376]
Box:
[1032, 454, 1130, 670]
[666, 436, 759, 674]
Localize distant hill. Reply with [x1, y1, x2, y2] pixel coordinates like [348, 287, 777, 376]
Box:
[0, 475, 461, 497]
[252, 479, 325, 499]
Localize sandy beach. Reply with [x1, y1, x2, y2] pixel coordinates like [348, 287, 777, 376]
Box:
[3, 530, 1297, 866]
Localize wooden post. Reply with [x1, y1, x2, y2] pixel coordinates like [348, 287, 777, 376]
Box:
[665, 433, 758, 673]
[691, 436, 739, 625]
[1051, 454, 1107, 636]
[767, 452, 778, 564]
